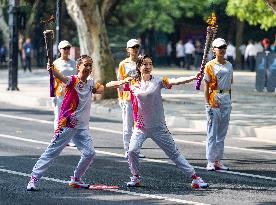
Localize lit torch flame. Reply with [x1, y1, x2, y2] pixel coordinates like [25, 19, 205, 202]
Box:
[40, 15, 55, 24]
[207, 12, 218, 28]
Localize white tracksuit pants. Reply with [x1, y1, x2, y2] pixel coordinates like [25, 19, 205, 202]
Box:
[52, 96, 64, 130]
[206, 105, 232, 161]
[31, 127, 96, 179]
[128, 126, 195, 178]
[121, 100, 134, 152]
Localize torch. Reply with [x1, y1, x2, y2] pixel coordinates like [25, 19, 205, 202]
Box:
[195, 12, 218, 90]
[41, 15, 55, 97]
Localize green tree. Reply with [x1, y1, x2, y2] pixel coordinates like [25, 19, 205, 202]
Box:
[0, 1, 8, 46]
[113, 0, 217, 35]
[226, 0, 276, 30]
[65, 0, 120, 99]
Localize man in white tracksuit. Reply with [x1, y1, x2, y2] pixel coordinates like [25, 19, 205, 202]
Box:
[203, 38, 233, 171]
[52, 40, 77, 147]
[117, 39, 145, 158]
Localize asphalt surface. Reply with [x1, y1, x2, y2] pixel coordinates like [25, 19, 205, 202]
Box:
[0, 102, 276, 205]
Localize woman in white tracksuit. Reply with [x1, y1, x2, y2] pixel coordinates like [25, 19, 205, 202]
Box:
[203, 38, 233, 171]
[107, 54, 208, 189]
[27, 55, 104, 191]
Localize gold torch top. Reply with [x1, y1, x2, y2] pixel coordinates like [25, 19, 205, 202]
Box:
[207, 12, 218, 28]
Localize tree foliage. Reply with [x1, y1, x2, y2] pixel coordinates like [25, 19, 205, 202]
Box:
[113, 0, 216, 34]
[226, 0, 276, 30]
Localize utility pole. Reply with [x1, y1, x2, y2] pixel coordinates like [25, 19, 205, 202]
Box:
[55, 0, 61, 56]
[8, 0, 20, 91]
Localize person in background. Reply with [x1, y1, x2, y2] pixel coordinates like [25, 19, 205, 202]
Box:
[262, 38, 271, 52]
[270, 34, 276, 53]
[245, 40, 257, 72]
[0, 44, 7, 66]
[18, 33, 24, 69]
[194, 40, 203, 70]
[166, 41, 173, 66]
[176, 39, 185, 68]
[22, 37, 33, 72]
[254, 40, 264, 55]
[184, 39, 195, 70]
[239, 43, 247, 70]
[225, 41, 236, 69]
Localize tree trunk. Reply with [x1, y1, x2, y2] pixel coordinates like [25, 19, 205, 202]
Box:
[235, 18, 244, 69]
[264, 0, 276, 13]
[0, 6, 9, 47]
[65, 0, 117, 99]
[100, 0, 121, 21]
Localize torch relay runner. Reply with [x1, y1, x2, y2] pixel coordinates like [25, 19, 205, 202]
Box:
[27, 55, 104, 191]
[204, 38, 233, 171]
[106, 54, 209, 189]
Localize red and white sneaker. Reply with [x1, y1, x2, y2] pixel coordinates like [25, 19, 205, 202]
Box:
[215, 162, 229, 171]
[191, 177, 209, 189]
[126, 175, 141, 187]
[69, 176, 89, 188]
[27, 176, 39, 191]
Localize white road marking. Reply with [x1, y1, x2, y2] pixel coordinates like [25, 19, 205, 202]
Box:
[0, 168, 209, 205]
[173, 139, 276, 155]
[1, 113, 275, 155]
[4, 113, 276, 155]
[0, 133, 276, 182]
[0, 113, 52, 124]
[234, 137, 276, 145]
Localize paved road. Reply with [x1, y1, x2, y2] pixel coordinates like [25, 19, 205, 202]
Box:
[0, 102, 276, 205]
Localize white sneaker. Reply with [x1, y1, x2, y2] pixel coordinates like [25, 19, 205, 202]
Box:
[27, 176, 39, 191]
[206, 162, 215, 171]
[215, 162, 229, 171]
[191, 177, 209, 189]
[126, 176, 141, 187]
[68, 176, 90, 188]
[67, 142, 76, 147]
[124, 152, 145, 159]
[138, 153, 146, 158]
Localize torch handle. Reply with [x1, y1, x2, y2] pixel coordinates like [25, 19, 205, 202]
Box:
[195, 26, 216, 90]
[43, 30, 55, 97]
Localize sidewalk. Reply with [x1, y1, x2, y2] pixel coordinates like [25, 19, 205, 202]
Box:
[0, 68, 275, 142]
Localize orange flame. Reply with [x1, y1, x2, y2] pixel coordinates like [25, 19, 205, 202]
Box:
[207, 12, 218, 28]
[40, 15, 55, 24]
